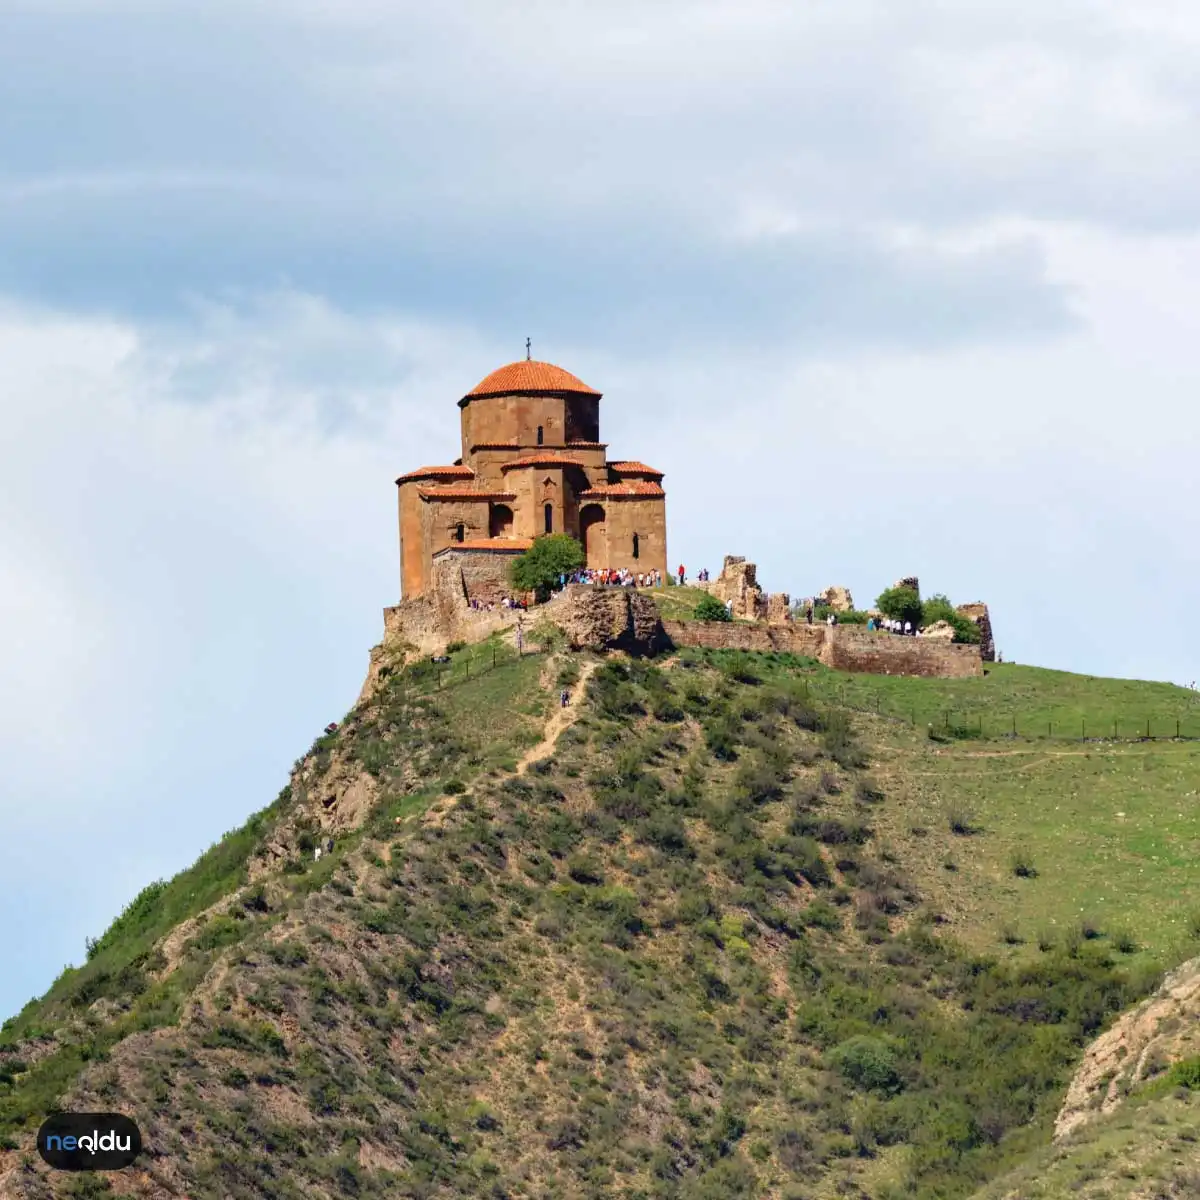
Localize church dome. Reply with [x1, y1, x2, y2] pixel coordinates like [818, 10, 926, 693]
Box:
[463, 360, 601, 401]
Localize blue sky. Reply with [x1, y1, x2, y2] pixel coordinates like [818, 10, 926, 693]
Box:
[2, 0, 1199, 1020]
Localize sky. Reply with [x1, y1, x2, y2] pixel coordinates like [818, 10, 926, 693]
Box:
[2, 0, 1199, 1021]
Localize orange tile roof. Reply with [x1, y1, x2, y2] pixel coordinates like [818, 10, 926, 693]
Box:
[501, 452, 590, 470]
[470, 441, 520, 450]
[578, 481, 666, 498]
[396, 464, 474, 484]
[418, 488, 516, 501]
[435, 538, 533, 553]
[608, 460, 663, 476]
[463, 360, 600, 400]
[565, 441, 607, 449]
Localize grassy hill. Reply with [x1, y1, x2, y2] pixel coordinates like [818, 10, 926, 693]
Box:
[2, 641, 1199, 1199]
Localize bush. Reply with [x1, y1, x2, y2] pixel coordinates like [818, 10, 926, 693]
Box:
[695, 594, 732, 622]
[509, 534, 585, 599]
[829, 1035, 902, 1093]
[1166, 1057, 1200, 1090]
[947, 806, 978, 836]
[1010, 846, 1038, 878]
[920, 594, 982, 643]
[875, 586, 923, 628]
[529, 620, 565, 651]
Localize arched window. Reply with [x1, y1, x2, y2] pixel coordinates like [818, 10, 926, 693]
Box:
[544, 503, 553, 534]
[455, 523, 465, 543]
[632, 532, 640, 559]
[537, 425, 544, 446]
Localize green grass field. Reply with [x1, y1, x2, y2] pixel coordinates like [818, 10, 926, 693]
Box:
[801, 662, 1200, 741]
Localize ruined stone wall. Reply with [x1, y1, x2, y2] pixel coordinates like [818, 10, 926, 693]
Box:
[956, 603, 996, 663]
[384, 549, 528, 656]
[710, 555, 768, 619]
[661, 620, 982, 678]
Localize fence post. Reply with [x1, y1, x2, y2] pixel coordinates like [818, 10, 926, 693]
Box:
[1048, 721, 1052, 738]
[1113, 719, 1117, 739]
[493, 644, 497, 669]
[466, 660, 470, 679]
[1082, 718, 1085, 739]
[1178, 718, 1181, 740]
[1146, 718, 1150, 739]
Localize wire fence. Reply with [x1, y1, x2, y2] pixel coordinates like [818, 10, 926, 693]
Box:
[392, 640, 548, 699]
[795, 679, 1200, 742]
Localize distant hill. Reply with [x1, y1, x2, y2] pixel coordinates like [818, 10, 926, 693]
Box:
[2, 641, 1199, 1198]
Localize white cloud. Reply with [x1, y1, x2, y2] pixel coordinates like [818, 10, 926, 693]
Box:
[0, 0, 1198, 1026]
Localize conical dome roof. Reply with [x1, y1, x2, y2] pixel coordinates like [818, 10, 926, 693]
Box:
[462, 360, 600, 401]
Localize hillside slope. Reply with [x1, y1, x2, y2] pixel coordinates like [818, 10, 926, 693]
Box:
[2, 643, 1199, 1199]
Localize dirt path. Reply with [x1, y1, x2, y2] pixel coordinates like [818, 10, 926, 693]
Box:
[515, 659, 599, 775]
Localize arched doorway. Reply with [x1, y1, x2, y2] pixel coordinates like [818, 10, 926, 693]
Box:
[579, 504, 606, 565]
[489, 503, 513, 538]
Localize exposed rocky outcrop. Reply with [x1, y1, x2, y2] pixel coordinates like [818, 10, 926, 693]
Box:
[1055, 956, 1200, 1141]
[554, 584, 668, 654]
[893, 576, 920, 595]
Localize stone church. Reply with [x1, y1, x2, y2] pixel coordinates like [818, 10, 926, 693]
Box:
[396, 359, 668, 600]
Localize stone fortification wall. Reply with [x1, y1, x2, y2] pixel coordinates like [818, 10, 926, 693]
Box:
[383, 549, 527, 657]
[661, 620, 982, 678]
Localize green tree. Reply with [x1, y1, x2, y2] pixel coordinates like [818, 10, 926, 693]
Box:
[694, 594, 732, 622]
[876, 586, 923, 628]
[509, 534, 585, 600]
[920, 594, 982, 643]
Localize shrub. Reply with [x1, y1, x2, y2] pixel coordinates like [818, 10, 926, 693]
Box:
[445, 640, 466, 654]
[529, 620, 565, 651]
[820, 711, 867, 769]
[1010, 846, 1038, 878]
[920, 594, 982, 643]
[1112, 929, 1138, 954]
[829, 1035, 902, 1093]
[875, 586, 922, 629]
[567, 854, 605, 885]
[509, 534, 585, 599]
[1166, 1057, 1200, 1090]
[855, 777, 885, 804]
[695, 594, 732, 622]
[946, 806, 977, 836]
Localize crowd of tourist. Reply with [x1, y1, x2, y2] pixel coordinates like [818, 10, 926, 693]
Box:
[467, 596, 529, 612]
[801, 606, 924, 636]
[868, 617, 920, 635]
[564, 567, 664, 588]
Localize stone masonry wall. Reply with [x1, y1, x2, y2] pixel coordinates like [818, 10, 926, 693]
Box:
[661, 620, 982, 678]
